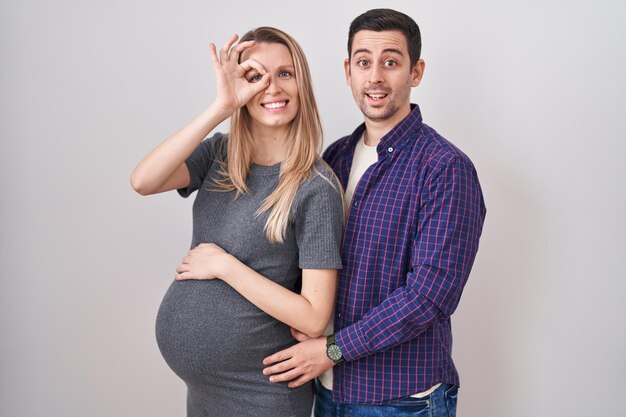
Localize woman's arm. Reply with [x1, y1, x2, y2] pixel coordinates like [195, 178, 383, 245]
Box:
[130, 35, 270, 196]
[175, 243, 337, 338]
[130, 105, 229, 195]
[223, 263, 337, 338]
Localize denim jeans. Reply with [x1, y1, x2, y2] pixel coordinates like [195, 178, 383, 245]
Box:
[314, 379, 458, 417]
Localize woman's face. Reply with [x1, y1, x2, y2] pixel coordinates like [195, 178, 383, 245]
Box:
[242, 42, 299, 136]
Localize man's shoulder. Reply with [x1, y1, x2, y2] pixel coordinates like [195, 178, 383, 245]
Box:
[411, 123, 476, 171]
[322, 134, 353, 160]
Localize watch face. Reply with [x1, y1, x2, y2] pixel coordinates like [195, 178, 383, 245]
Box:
[327, 344, 342, 361]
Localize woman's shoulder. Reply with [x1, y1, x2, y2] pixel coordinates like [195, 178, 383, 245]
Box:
[207, 132, 228, 151]
[193, 132, 228, 163]
[291, 160, 343, 218]
[299, 160, 342, 196]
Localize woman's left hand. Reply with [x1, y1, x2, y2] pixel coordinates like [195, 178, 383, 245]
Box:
[175, 243, 234, 281]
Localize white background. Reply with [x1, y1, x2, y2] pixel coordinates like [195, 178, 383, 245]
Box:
[1, 1, 625, 416]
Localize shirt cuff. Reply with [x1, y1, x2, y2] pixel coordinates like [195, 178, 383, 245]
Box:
[335, 322, 372, 362]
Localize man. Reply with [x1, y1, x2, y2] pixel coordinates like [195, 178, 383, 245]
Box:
[263, 8, 486, 416]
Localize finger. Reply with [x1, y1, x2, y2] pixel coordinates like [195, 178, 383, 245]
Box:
[263, 348, 294, 366]
[182, 255, 191, 264]
[176, 271, 201, 281]
[229, 40, 256, 62]
[209, 42, 220, 66]
[287, 374, 314, 389]
[239, 72, 270, 99]
[269, 367, 306, 383]
[221, 33, 238, 63]
[239, 58, 267, 76]
[262, 357, 296, 376]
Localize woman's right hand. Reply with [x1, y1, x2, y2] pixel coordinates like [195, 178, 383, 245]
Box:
[131, 34, 269, 196]
[210, 34, 270, 116]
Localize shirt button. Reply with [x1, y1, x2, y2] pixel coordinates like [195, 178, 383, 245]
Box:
[353, 201, 358, 207]
[387, 147, 394, 153]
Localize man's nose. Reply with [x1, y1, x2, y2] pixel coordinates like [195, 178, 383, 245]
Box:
[368, 65, 383, 84]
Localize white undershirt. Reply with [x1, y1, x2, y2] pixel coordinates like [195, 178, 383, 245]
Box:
[319, 134, 441, 398]
[343, 134, 379, 214]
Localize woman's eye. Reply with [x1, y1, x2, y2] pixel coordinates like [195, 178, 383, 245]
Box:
[279, 70, 293, 79]
[248, 73, 262, 83]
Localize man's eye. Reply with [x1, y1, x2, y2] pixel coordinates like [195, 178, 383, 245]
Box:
[357, 59, 369, 67]
[384, 60, 397, 67]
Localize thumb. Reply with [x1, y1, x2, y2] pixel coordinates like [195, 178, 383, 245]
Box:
[249, 73, 270, 95]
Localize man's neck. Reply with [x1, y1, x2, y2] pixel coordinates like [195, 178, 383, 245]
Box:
[362, 103, 412, 147]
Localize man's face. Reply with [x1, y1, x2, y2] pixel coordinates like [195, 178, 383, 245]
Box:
[345, 30, 424, 125]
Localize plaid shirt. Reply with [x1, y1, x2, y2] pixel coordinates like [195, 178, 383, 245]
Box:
[323, 104, 486, 403]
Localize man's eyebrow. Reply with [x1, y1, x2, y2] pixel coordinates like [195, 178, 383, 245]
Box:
[352, 48, 405, 57]
[352, 48, 372, 56]
[383, 48, 404, 56]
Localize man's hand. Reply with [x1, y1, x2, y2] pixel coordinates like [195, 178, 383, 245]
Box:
[262, 336, 334, 388]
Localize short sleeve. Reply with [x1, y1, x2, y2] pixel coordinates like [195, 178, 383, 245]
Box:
[177, 133, 225, 198]
[293, 168, 344, 270]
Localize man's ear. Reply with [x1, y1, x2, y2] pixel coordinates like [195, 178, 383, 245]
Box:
[411, 59, 426, 87]
[344, 58, 351, 86]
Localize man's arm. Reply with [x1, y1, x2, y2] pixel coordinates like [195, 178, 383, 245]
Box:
[264, 156, 486, 385]
[337, 156, 486, 360]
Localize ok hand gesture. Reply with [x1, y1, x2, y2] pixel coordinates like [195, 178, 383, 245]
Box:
[210, 34, 270, 116]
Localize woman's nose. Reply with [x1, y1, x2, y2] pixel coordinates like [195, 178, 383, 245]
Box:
[264, 75, 282, 94]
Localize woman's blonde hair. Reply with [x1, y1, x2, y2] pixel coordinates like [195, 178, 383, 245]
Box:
[213, 27, 325, 243]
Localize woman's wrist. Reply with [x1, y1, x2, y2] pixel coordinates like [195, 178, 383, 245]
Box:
[207, 101, 236, 123]
[217, 252, 240, 281]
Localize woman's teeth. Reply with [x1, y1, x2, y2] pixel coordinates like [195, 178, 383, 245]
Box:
[262, 101, 287, 109]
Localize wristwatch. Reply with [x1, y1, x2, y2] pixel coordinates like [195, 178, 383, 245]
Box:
[326, 334, 346, 364]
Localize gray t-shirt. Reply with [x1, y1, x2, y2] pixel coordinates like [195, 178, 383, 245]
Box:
[155, 133, 343, 417]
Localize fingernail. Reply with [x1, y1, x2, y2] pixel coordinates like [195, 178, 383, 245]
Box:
[269, 377, 274, 382]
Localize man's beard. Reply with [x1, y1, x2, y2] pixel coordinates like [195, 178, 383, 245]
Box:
[357, 87, 409, 122]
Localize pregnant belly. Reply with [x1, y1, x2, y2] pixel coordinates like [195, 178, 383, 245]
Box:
[155, 280, 293, 384]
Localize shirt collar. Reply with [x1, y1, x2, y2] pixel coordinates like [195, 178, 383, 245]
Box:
[341, 104, 424, 157]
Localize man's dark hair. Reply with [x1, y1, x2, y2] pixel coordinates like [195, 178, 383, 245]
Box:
[348, 8, 422, 66]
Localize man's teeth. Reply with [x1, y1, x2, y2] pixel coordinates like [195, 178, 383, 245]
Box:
[368, 94, 387, 99]
[263, 101, 287, 109]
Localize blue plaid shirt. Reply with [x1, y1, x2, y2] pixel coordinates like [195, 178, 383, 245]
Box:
[323, 104, 486, 403]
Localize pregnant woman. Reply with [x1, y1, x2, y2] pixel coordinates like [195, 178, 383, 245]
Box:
[131, 27, 343, 417]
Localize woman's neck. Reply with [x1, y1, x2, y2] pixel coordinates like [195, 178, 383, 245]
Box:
[250, 126, 287, 166]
